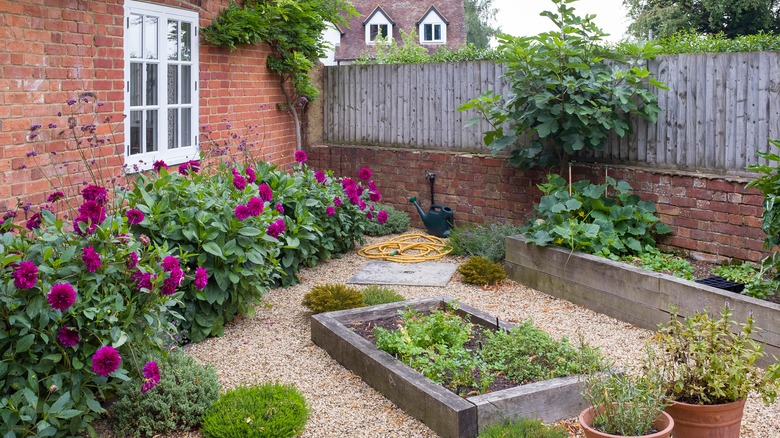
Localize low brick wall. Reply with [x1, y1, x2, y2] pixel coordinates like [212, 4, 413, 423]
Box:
[305, 143, 768, 263]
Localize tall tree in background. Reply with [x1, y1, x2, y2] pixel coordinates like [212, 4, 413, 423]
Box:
[465, 0, 501, 48]
[624, 0, 780, 39]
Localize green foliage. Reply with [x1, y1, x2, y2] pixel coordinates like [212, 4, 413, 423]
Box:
[447, 222, 523, 262]
[201, 383, 309, 438]
[356, 29, 500, 64]
[363, 204, 410, 236]
[582, 359, 668, 436]
[0, 204, 182, 437]
[456, 256, 507, 286]
[374, 307, 494, 394]
[111, 350, 221, 437]
[649, 30, 780, 54]
[632, 250, 695, 280]
[478, 418, 568, 438]
[747, 139, 780, 287]
[525, 174, 672, 258]
[712, 262, 779, 300]
[362, 286, 406, 306]
[657, 306, 780, 405]
[302, 283, 365, 314]
[459, 0, 664, 171]
[128, 162, 282, 342]
[464, 0, 501, 49]
[480, 320, 602, 383]
[623, 0, 780, 39]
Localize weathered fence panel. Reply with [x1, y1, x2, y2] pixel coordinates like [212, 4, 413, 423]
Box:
[322, 52, 780, 173]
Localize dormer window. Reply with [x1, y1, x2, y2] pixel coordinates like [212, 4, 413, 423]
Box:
[417, 6, 448, 44]
[363, 6, 394, 44]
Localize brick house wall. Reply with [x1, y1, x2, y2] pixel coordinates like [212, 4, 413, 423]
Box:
[334, 0, 466, 62]
[0, 0, 297, 217]
[306, 144, 769, 263]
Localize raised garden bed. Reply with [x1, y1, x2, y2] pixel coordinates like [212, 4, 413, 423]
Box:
[310, 296, 586, 438]
[505, 235, 780, 365]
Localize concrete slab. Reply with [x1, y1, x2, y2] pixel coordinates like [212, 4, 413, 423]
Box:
[347, 261, 458, 287]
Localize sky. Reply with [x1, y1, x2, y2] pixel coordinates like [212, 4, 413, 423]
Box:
[492, 0, 630, 43]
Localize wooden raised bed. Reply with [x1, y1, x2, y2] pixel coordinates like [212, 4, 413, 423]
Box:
[505, 235, 780, 365]
[310, 296, 586, 438]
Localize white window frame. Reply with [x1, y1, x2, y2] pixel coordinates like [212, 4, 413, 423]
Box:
[124, 1, 199, 171]
[418, 12, 447, 44]
[365, 14, 392, 44]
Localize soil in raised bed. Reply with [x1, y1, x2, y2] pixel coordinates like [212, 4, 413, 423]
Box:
[347, 309, 563, 397]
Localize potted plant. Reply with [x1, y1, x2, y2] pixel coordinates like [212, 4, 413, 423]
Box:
[657, 305, 780, 438]
[579, 356, 673, 438]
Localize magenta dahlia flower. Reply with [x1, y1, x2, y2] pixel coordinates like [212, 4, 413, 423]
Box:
[126, 209, 145, 225]
[326, 206, 335, 217]
[81, 246, 102, 273]
[369, 191, 382, 202]
[275, 203, 284, 214]
[13, 260, 38, 289]
[341, 178, 355, 189]
[294, 150, 307, 163]
[82, 185, 108, 204]
[126, 252, 139, 270]
[247, 197, 264, 216]
[233, 174, 247, 191]
[48, 282, 77, 311]
[47, 191, 65, 203]
[246, 167, 257, 184]
[57, 326, 80, 347]
[92, 345, 121, 376]
[141, 360, 161, 393]
[377, 210, 389, 224]
[153, 160, 168, 172]
[195, 267, 208, 290]
[258, 183, 273, 202]
[25, 212, 42, 230]
[314, 171, 326, 183]
[161, 256, 179, 272]
[266, 219, 286, 239]
[358, 167, 372, 181]
[333, 196, 342, 207]
[234, 204, 251, 220]
[366, 211, 373, 220]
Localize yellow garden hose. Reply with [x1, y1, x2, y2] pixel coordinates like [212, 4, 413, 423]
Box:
[357, 233, 452, 263]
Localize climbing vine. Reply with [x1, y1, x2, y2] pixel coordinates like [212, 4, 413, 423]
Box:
[203, 0, 357, 149]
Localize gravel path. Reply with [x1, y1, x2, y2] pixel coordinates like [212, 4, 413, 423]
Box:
[175, 232, 780, 438]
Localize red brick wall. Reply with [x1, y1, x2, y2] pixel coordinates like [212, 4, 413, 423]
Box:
[306, 144, 769, 263]
[0, 0, 297, 216]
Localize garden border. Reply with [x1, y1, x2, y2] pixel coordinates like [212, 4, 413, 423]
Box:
[505, 235, 780, 365]
[310, 296, 586, 438]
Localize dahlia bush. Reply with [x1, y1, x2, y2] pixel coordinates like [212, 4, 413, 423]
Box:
[0, 187, 185, 438]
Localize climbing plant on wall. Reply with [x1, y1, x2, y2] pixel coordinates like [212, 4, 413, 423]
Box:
[203, 0, 357, 149]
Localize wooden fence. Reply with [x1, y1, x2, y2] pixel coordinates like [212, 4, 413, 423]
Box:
[321, 53, 780, 173]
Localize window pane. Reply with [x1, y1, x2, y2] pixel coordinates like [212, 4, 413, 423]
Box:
[144, 16, 158, 59]
[370, 24, 378, 41]
[146, 110, 158, 152]
[181, 22, 191, 61]
[168, 108, 178, 149]
[146, 64, 158, 105]
[380, 25, 388, 38]
[424, 24, 432, 41]
[167, 20, 178, 61]
[128, 14, 143, 59]
[130, 63, 142, 106]
[168, 64, 178, 104]
[129, 111, 142, 155]
[434, 25, 441, 40]
[181, 107, 192, 147]
[181, 65, 191, 104]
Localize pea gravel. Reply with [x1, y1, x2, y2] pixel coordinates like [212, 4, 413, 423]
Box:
[105, 231, 780, 437]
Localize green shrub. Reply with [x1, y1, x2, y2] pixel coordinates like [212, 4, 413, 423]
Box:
[525, 174, 672, 259]
[478, 418, 569, 438]
[480, 320, 602, 383]
[650, 31, 780, 55]
[457, 256, 507, 286]
[362, 286, 406, 306]
[448, 223, 523, 262]
[201, 383, 309, 438]
[111, 350, 221, 437]
[363, 203, 410, 236]
[301, 283, 364, 314]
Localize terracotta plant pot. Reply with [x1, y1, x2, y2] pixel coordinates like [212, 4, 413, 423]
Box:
[578, 405, 674, 438]
[664, 399, 746, 438]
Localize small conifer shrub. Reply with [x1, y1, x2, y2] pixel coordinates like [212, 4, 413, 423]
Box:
[362, 285, 406, 306]
[301, 283, 364, 314]
[201, 383, 309, 438]
[457, 256, 507, 286]
[111, 350, 221, 437]
[363, 203, 410, 236]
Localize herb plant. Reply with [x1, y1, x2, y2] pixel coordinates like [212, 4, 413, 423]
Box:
[657, 306, 780, 405]
[525, 174, 672, 258]
[632, 250, 695, 280]
[712, 262, 779, 300]
[478, 418, 568, 438]
[363, 203, 410, 236]
[448, 222, 523, 262]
